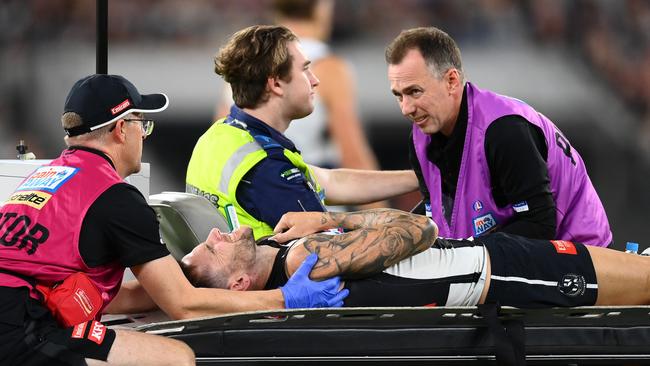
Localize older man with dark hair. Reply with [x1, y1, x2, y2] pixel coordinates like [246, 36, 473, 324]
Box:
[385, 27, 611, 246]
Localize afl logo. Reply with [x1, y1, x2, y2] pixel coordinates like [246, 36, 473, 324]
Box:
[472, 200, 483, 212]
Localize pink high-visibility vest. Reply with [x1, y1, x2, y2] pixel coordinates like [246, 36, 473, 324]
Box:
[0, 148, 125, 309]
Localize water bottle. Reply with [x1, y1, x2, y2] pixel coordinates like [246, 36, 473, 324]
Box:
[625, 242, 639, 254]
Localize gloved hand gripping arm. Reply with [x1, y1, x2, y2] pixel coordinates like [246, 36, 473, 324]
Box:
[280, 253, 349, 308]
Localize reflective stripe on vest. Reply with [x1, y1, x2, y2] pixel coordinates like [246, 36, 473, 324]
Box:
[219, 141, 264, 193]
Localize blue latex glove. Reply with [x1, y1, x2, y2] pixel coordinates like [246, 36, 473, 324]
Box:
[280, 253, 349, 308]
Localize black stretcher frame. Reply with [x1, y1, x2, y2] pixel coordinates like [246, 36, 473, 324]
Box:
[101, 306, 650, 365]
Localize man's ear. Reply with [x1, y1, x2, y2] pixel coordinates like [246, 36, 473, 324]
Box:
[207, 228, 224, 242]
[111, 119, 127, 143]
[267, 76, 284, 97]
[229, 274, 251, 291]
[445, 68, 461, 94]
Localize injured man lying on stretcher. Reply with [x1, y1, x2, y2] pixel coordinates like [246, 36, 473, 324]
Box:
[180, 209, 650, 308]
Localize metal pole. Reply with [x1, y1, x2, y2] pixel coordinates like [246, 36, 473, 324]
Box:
[96, 0, 108, 74]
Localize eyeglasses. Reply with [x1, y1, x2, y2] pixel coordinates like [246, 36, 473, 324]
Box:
[109, 118, 155, 137]
[124, 119, 155, 136]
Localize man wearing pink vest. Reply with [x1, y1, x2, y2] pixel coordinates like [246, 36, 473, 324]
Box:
[0, 74, 347, 366]
[385, 27, 611, 247]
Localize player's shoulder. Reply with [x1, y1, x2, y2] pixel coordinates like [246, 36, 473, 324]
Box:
[313, 55, 352, 76]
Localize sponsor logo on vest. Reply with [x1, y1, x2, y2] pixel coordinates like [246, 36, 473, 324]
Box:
[551, 240, 577, 255]
[17, 166, 78, 193]
[254, 134, 282, 148]
[280, 168, 301, 181]
[185, 184, 219, 207]
[6, 191, 52, 210]
[513, 201, 529, 213]
[71, 322, 88, 339]
[558, 274, 586, 297]
[88, 321, 106, 344]
[472, 213, 497, 236]
[110, 99, 131, 115]
[472, 200, 483, 212]
[73, 288, 95, 316]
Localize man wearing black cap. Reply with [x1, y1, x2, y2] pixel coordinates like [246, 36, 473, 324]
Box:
[0, 74, 347, 366]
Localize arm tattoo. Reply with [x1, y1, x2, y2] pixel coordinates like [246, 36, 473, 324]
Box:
[299, 209, 437, 279]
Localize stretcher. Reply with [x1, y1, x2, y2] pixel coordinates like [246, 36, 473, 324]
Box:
[105, 305, 650, 365]
[115, 192, 650, 365]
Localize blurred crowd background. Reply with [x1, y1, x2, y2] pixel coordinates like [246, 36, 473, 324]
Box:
[1, 0, 649, 248]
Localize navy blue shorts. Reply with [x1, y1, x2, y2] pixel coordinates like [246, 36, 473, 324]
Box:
[480, 233, 598, 308]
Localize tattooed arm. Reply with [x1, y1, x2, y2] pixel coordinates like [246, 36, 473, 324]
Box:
[282, 209, 437, 280]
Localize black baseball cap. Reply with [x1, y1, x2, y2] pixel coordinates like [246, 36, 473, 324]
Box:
[63, 74, 169, 137]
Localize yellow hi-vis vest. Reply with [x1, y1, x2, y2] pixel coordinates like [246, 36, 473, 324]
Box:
[186, 119, 325, 239]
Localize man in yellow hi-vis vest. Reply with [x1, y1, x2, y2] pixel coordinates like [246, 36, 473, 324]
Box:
[187, 25, 418, 240]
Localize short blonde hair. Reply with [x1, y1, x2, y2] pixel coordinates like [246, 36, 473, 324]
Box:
[61, 111, 111, 146]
